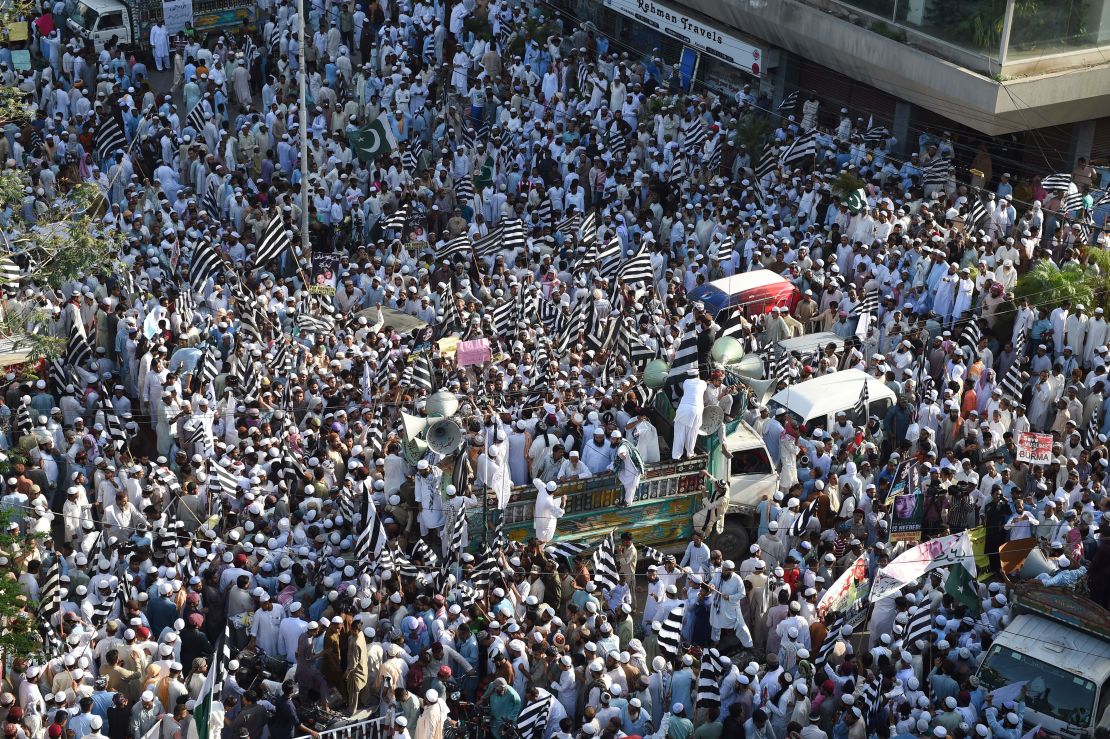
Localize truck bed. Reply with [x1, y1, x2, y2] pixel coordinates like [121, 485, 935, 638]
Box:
[467, 455, 710, 552]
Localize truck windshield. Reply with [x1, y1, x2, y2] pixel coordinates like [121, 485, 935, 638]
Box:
[731, 448, 772, 476]
[977, 644, 1097, 728]
[71, 1, 98, 29]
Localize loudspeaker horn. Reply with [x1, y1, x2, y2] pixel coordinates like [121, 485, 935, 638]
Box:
[401, 412, 428, 440]
[426, 418, 464, 455]
[711, 336, 745, 367]
[737, 375, 777, 405]
[644, 359, 671, 389]
[426, 390, 460, 419]
[733, 353, 765, 379]
[699, 405, 725, 435]
[403, 437, 429, 464]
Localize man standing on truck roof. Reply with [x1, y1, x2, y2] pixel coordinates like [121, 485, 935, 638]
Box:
[532, 479, 565, 545]
[611, 439, 644, 507]
[673, 368, 707, 460]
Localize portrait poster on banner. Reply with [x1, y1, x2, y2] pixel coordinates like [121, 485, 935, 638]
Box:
[888, 463, 923, 543]
[310, 253, 341, 295]
[817, 554, 871, 625]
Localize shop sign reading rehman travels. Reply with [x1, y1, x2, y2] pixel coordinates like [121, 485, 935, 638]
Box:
[603, 0, 762, 76]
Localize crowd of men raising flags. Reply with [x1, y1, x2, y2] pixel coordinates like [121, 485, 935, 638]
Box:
[2, 1, 1110, 739]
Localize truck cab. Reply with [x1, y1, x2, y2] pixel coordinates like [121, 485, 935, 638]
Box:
[68, 0, 132, 52]
[975, 585, 1110, 738]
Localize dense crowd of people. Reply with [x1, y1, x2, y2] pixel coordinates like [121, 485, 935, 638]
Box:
[1, 1, 1109, 739]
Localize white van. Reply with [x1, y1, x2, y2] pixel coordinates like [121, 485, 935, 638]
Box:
[778, 331, 845, 362]
[767, 369, 897, 433]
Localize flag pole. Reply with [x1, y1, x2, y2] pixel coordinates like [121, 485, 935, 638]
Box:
[297, 1, 310, 267]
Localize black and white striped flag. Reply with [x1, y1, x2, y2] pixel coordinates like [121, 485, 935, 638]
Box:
[851, 380, 870, 420]
[614, 241, 655, 287]
[965, 196, 992, 232]
[516, 692, 554, 739]
[959, 319, 982, 361]
[780, 129, 819, 168]
[355, 488, 388, 571]
[190, 238, 223, 291]
[755, 147, 778, 182]
[788, 499, 817, 537]
[681, 117, 707, 157]
[922, 157, 952, 187]
[861, 675, 883, 722]
[94, 113, 127, 162]
[591, 531, 621, 592]
[176, 287, 195, 328]
[1040, 173, 1072, 192]
[37, 559, 62, 622]
[999, 336, 1026, 405]
[101, 396, 127, 450]
[903, 606, 933, 647]
[454, 174, 475, 203]
[66, 320, 93, 369]
[862, 125, 890, 146]
[255, 214, 294, 266]
[545, 540, 591, 562]
[696, 649, 724, 708]
[814, 613, 845, 670]
[0, 256, 20, 292]
[657, 603, 685, 658]
[777, 91, 798, 114]
[667, 323, 700, 383]
[186, 100, 207, 134]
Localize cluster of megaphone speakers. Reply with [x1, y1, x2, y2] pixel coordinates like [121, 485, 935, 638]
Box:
[401, 389, 467, 457]
[643, 336, 776, 400]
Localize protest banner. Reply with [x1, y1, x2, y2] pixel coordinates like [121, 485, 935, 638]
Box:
[1016, 431, 1052, 464]
[889, 462, 923, 543]
[870, 531, 976, 602]
[817, 554, 871, 625]
[456, 338, 491, 367]
[309, 253, 341, 295]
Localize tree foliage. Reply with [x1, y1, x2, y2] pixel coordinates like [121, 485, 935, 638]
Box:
[1014, 261, 1096, 313]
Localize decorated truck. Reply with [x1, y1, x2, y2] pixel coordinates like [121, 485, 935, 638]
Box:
[67, 0, 256, 53]
[468, 418, 778, 556]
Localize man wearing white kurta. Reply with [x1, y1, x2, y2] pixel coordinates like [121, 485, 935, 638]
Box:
[149, 22, 170, 72]
[672, 369, 707, 459]
[414, 689, 451, 739]
[414, 460, 445, 537]
[442, 485, 478, 558]
[532, 479, 565, 543]
[711, 561, 753, 648]
[612, 444, 642, 506]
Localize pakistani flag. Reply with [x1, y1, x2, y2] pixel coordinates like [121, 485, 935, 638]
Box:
[349, 112, 399, 162]
[944, 563, 981, 616]
[186, 644, 225, 739]
[475, 159, 495, 191]
[846, 187, 868, 214]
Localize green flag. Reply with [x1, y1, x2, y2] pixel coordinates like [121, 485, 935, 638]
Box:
[475, 159, 495, 191]
[349, 112, 398, 162]
[186, 650, 223, 739]
[944, 562, 981, 616]
[846, 187, 867, 214]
